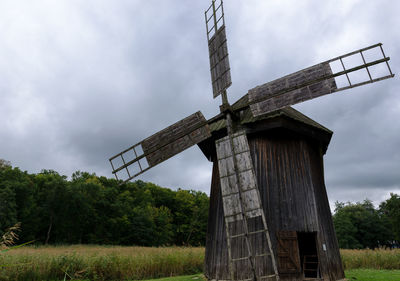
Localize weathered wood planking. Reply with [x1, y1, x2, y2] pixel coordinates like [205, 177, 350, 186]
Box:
[205, 126, 345, 281]
[205, 161, 230, 281]
[215, 131, 277, 280]
[248, 63, 337, 117]
[208, 25, 232, 98]
[277, 231, 301, 274]
[307, 141, 344, 281]
[215, 131, 262, 222]
[141, 111, 211, 167]
[250, 134, 344, 281]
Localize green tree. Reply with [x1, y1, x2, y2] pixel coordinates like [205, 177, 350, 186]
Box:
[33, 170, 69, 244]
[0, 164, 35, 240]
[0, 161, 211, 246]
[63, 172, 104, 243]
[380, 193, 400, 244]
[173, 189, 209, 246]
[333, 200, 393, 249]
[0, 186, 17, 236]
[147, 182, 176, 208]
[151, 206, 174, 246]
[187, 191, 209, 245]
[0, 159, 11, 170]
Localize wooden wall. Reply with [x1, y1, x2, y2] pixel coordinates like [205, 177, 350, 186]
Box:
[204, 129, 344, 281]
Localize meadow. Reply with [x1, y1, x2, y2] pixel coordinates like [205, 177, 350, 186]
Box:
[0, 245, 203, 281]
[341, 248, 400, 270]
[0, 246, 399, 281]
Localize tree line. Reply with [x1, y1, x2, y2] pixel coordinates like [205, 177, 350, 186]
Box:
[333, 196, 400, 249]
[1, 159, 399, 249]
[0, 160, 209, 246]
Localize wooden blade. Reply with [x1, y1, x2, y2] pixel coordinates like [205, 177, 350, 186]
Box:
[249, 63, 337, 117]
[248, 43, 394, 117]
[205, 0, 232, 98]
[109, 111, 211, 183]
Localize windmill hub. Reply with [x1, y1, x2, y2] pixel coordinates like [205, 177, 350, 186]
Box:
[219, 103, 232, 114]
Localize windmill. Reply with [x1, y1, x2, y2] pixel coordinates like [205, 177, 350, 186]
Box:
[109, 1, 394, 280]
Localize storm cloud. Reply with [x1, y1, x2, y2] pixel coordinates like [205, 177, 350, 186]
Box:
[0, 0, 399, 208]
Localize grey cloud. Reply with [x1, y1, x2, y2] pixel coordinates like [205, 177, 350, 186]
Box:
[0, 0, 399, 205]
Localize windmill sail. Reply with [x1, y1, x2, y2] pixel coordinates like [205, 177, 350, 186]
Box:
[109, 111, 211, 183]
[205, 0, 232, 98]
[248, 43, 394, 117]
[216, 131, 279, 280]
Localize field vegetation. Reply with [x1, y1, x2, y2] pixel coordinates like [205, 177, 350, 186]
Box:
[1, 161, 400, 280]
[341, 248, 400, 270]
[141, 274, 205, 281]
[345, 269, 400, 281]
[0, 245, 204, 281]
[1, 246, 400, 281]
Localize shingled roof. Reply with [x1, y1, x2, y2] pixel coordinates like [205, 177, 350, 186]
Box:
[198, 93, 333, 161]
[207, 93, 332, 135]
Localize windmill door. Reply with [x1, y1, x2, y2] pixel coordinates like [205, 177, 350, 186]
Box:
[277, 231, 301, 275]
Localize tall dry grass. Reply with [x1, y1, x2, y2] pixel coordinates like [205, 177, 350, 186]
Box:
[0, 245, 204, 281]
[2, 245, 399, 280]
[341, 248, 400, 270]
[0, 223, 21, 249]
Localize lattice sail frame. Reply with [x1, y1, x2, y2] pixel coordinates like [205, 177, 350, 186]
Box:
[216, 131, 279, 281]
[216, 131, 263, 223]
[248, 43, 394, 116]
[109, 111, 211, 183]
[205, 0, 232, 98]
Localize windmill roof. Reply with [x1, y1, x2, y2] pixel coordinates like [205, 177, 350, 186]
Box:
[198, 94, 333, 161]
[198, 93, 333, 161]
[207, 93, 332, 135]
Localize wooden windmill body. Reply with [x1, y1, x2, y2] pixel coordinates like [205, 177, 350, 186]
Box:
[109, 1, 394, 280]
[199, 103, 343, 280]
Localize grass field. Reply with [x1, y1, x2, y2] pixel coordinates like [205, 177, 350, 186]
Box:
[0, 245, 204, 281]
[141, 274, 205, 281]
[341, 248, 400, 270]
[1, 246, 400, 281]
[345, 269, 400, 281]
[151, 271, 400, 281]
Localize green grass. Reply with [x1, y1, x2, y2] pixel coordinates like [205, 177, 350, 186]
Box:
[345, 269, 400, 281]
[140, 274, 205, 281]
[72, 273, 205, 281]
[139, 271, 400, 281]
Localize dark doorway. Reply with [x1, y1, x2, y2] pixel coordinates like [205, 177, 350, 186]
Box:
[297, 232, 319, 278]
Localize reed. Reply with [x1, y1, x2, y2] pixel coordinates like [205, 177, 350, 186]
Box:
[0, 223, 21, 249]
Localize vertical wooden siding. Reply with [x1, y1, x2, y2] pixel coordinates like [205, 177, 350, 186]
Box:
[205, 131, 344, 281]
[205, 161, 229, 280]
[308, 144, 345, 280]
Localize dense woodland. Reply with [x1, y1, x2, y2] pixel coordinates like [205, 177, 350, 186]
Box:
[0, 160, 208, 246]
[0, 159, 399, 248]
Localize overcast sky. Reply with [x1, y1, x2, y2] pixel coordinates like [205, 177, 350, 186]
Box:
[1, 0, 399, 209]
